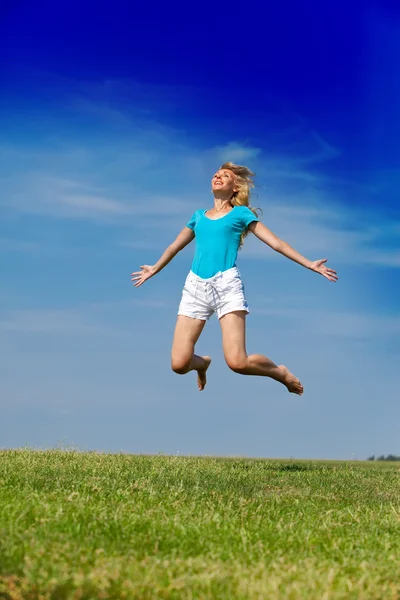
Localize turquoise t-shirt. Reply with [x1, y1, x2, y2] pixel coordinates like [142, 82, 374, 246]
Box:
[186, 205, 259, 279]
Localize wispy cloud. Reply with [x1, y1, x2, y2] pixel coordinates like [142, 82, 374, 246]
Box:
[367, 252, 400, 268]
[252, 306, 400, 339]
[45, 193, 131, 217]
[2, 174, 131, 219]
[293, 130, 341, 164]
[241, 200, 400, 268]
[214, 142, 262, 163]
[2, 298, 398, 342]
[0, 308, 125, 335]
[0, 238, 40, 252]
[1, 172, 198, 220]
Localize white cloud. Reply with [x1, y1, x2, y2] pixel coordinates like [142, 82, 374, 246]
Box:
[6, 176, 132, 219]
[214, 142, 262, 163]
[46, 193, 131, 216]
[1, 171, 200, 221]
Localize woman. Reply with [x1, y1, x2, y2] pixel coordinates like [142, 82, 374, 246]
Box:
[132, 162, 338, 395]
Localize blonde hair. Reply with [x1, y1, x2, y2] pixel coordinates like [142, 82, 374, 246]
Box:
[220, 161, 261, 246]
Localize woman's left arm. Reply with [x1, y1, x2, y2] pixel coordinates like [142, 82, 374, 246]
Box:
[248, 221, 338, 282]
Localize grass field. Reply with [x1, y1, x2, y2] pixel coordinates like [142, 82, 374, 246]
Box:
[0, 450, 399, 599]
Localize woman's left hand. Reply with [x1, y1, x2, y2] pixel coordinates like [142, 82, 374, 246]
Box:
[309, 259, 338, 282]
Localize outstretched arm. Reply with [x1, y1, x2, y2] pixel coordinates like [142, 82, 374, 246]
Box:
[131, 227, 195, 287]
[248, 221, 338, 282]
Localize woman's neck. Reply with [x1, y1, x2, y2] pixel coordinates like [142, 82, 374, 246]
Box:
[213, 197, 233, 212]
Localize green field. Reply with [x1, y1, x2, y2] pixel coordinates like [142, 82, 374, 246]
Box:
[0, 450, 399, 599]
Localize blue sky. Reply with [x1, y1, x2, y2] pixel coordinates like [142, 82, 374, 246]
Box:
[1, 1, 399, 459]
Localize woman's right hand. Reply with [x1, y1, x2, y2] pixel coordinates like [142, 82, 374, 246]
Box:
[131, 265, 156, 288]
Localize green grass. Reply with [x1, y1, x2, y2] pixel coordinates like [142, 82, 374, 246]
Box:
[0, 450, 399, 599]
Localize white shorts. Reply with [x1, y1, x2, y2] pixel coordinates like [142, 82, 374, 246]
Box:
[178, 267, 249, 321]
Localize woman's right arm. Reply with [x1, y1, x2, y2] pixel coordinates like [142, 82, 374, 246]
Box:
[131, 227, 195, 287]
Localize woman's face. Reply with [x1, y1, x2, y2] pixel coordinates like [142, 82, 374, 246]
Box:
[211, 169, 237, 196]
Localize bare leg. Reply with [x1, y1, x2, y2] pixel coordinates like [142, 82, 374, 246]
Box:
[219, 311, 303, 395]
[171, 316, 212, 391]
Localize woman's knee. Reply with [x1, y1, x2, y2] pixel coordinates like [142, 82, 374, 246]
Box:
[225, 354, 248, 374]
[171, 355, 192, 375]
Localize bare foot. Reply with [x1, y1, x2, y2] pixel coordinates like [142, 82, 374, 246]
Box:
[197, 356, 211, 391]
[278, 365, 303, 395]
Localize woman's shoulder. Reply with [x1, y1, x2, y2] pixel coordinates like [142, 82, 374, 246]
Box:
[188, 208, 206, 219]
[234, 205, 257, 217]
[187, 208, 206, 229]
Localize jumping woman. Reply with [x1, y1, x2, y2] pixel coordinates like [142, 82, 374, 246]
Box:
[132, 162, 338, 395]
